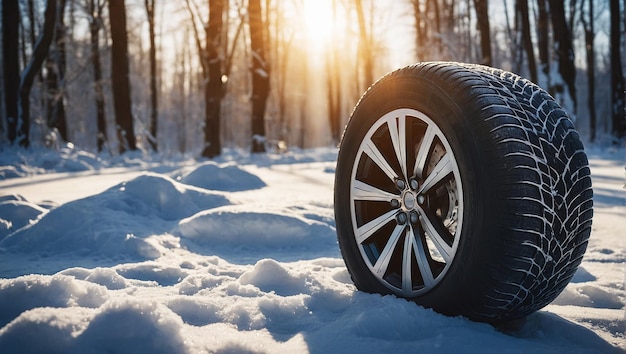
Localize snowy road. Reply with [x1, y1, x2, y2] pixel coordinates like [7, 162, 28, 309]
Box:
[0, 167, 150, 205]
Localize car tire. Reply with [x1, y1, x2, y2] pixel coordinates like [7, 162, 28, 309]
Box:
[334, 62, 593, 323]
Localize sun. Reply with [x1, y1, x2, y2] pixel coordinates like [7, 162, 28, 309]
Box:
[302, 0, 341, 47]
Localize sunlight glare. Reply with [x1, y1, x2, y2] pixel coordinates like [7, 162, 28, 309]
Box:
[302, 0, 337, 47]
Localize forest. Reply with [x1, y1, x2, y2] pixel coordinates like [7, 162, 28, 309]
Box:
[1, 0, 625, 157]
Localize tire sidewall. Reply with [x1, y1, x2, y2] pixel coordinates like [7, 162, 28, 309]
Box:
[335, 72, 495, 312]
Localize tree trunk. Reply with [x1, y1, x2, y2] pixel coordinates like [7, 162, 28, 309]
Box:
[412, 0, 426, 57]
[145, 0, 158, 152]
[108, 0, 137, 153]
[273, 0, 290, 145]
[26, 0, 37, 45]
[503, 0, 518, 71]
[248, 0, 270, 153]
[89, 0, 107, 152]
[47, 0, 68, 142]
[518, 0, 537, 83]
[610, 0, 625, 141]
[177, 29, 188, 154]
[202, 0, 225, 158]
[548, 0, 576, 116]
[581, 0, 596, 142]
[536, 0, 550, 88]
[2, 0, 20, 144]
[355, 0, 373, 92]
[431, 0, 442, 53]
[473, 0, 491, 66]
[299, 55, 309, 149]
[45, 56, 60, 136]
[19, 0, 59, 148]
[327, 0, 342, 145]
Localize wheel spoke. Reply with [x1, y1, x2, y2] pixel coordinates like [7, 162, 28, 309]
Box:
[352, 180, 398, 202]
[349, 108, 463, 297]
[418, 210, 452, 263]
[363, 138, 397, 182]
[387, 116, 408, 180]
[410, 226, 435, 288]
[402, 228, 413, 292]
[417, 153, 453, 195]
[373, 224, 405, 277]
[413, 124, 436, 179]
[355, 209, 398, 244]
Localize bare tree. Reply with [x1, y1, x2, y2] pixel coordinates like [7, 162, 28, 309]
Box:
[517, 0, 537, 82]
[536, 0, 550, 88]
[327, 0, 343, 145]
[2, 0, 20, 144]
[145, 0, 158, 151]
[610, 0, 625, 141]
[502, 0, 518, 70]
[174, 28, 190, 154]
[354, 0, 373, 92]
[26, 0, 38, 46]
[581, 0, 596, 141]
[473, 0, 491, 66]
[85, 0, 108, 152]
[46, 0, 68, 142]
[248, 0, 270, 153]
[24, 0, 51, 129]
[19, 0, 59, 148]
[298, 51, 309, 149]
[205, 0, 226, 157]
[270, 0, 292, 145]
[411, 0, 444, 60]
[412, 0, 426, 54]
[548, 0, 576, 115]
[109, 0, 137, 153]
[185, 0, 227, 158]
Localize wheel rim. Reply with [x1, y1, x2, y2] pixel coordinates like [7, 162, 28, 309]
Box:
[349, 108, 464, 296]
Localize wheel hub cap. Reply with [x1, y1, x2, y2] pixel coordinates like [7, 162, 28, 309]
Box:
[402, 191, 417, 210]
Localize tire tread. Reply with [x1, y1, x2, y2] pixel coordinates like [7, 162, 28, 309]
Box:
[336, 61, 592, 322]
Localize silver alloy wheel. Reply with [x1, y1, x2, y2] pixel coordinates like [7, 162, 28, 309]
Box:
[336, 62, 592, 323]
[349, 108, 463, 296]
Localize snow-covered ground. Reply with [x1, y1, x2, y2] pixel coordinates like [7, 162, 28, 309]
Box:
[0, 145, 623, 353]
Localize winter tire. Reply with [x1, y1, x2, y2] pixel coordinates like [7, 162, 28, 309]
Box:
[334, 62, 593, 323]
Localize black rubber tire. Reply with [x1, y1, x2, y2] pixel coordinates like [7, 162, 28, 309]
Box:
[334, 62, 593, 323]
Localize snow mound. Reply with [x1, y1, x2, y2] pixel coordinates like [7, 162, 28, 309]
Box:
[178, 162, 266, 192]
[116, 263, 188, 286]
[0, 166, 23, 179]
[224, 146, 339, 167]
[0, 144, 102, 179]
[0, 197, 47, 239]
[0, 173, 231, 260]
[177, 206, 337, 261]
[552, 285, 624, 309]
[59, 267, 128, 290]
[36, 146, 101, 172]
[0, 300, 187, 354]
[120, 174, 231, 220]
[74, 300, 187, 354]
[0, 274, 108, 328]
[165, 297, 222, 326]
[178, 273, 232, 295]
[239, 259, 311, 296]
[570, 266, 597, 283]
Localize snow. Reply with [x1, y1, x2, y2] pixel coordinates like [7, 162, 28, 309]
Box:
[0, 145, 624, 353]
